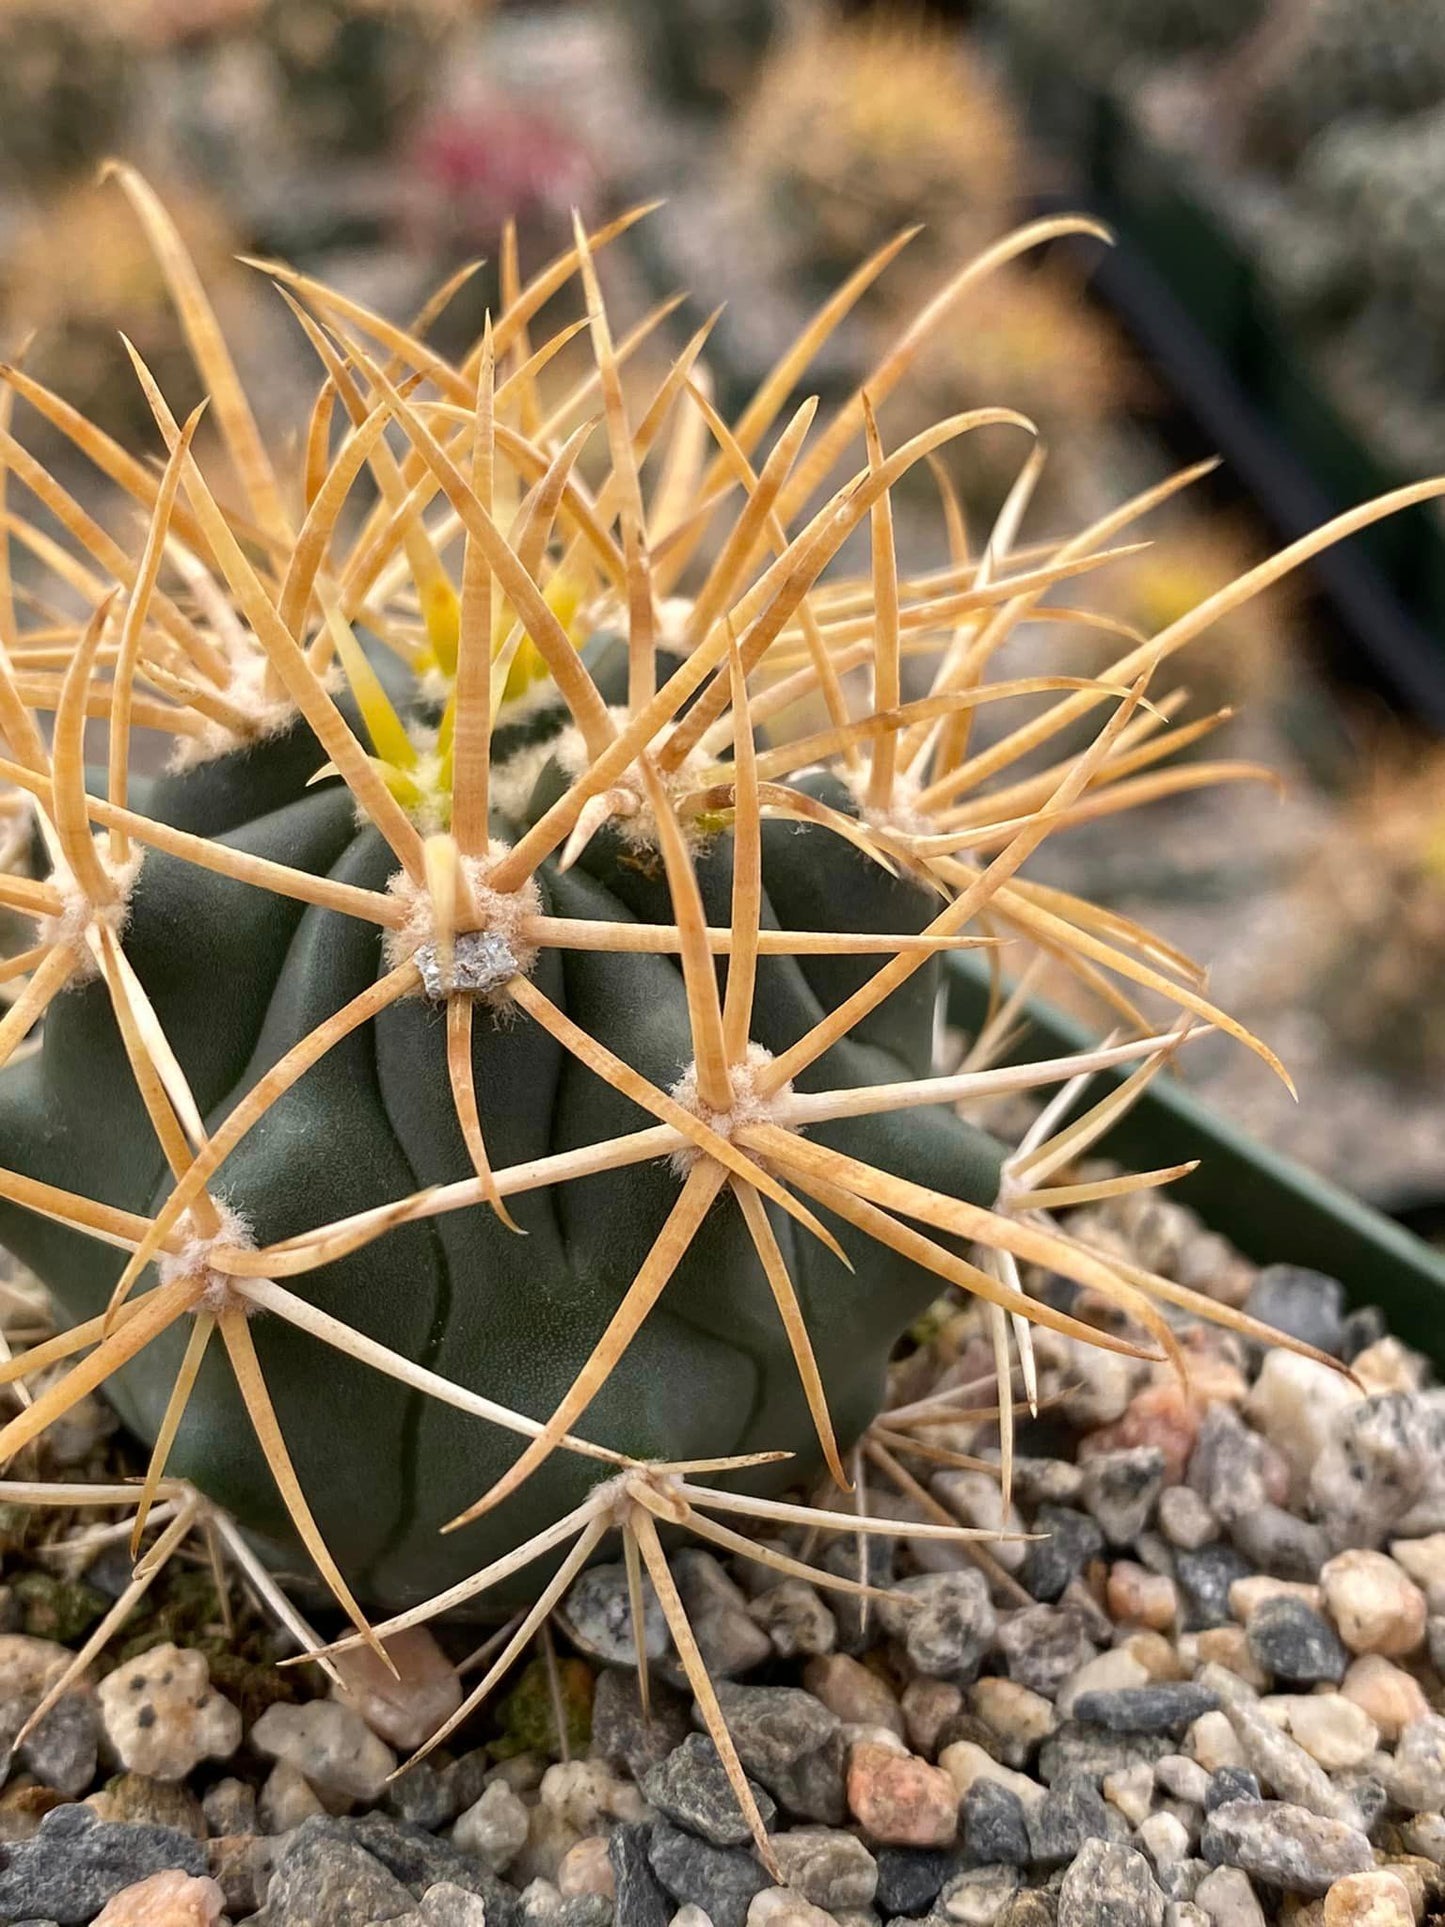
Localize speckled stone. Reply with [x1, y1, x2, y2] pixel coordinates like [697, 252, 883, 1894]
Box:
[1201, 1800, 1373, 1896]
[1245, 1598, 1349, 1685]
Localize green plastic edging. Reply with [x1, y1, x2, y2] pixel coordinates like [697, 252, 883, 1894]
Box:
[945, 952, 1445, 1357]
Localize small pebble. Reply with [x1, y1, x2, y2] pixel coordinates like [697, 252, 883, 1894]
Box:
[1388, 1533, 1445, 1613]
[968, 1678, 1056, 1768]
[1321, 1869, 1414, 1926]
[1319, 1551, 1427, 1657]
[1159, 1487, 1219, 1552]
[1081, 1448, 1168, 1548]
[1383, 1714, 1445, 1813]
[259, 1758, 326, 1833]
[996, 1604, 1100, 1697]
[939, 1860, 1021, 1923]
[1156, 1756, 1210, 1806]
[331, 1628, 461, 1753]
[1084, 1381, 1200, 1484]
[97, 1646, 240, 1784]
[877, 1571, 996, 1683]
[1057, 1837, 1166, 1927]
[938, 1740, 1046, 1810]
[674, 1552, 774, 1679]
[558, 1836, 616, 1901]
[748, 1583, 836, 1660]
[769, 1826, 877, 1912]
[1188, 1713, 1245, 1774]
[902, 1678, 963, 1757]
[251, 1700, 397, 1805]
[1258, 1696, 1379, 1773]
[960, 1778, 1031, 1867]
[1057, 1646, 1149, 1719]
[91, 1870, 225, 1926]
[1139, 1809, 1192, 1870]
[1245, 1598, 1349, 1685]
[1194, 1862, 1268, 1926]
[1104, 1760, 1157, 1826]
[1205, 1768, 1262, 1812]
[846, 1740, 957, 1847]
[803, 1657, 904, 1738]
[1074, 1685, 1221, 1737]
[746, 1888, 835, 1927]
[1201, 1800, 1373, 1896]
[1021, 1508, 1106, 1605]
[453, 1778, 530, 1872]
[1109, 1563, 1179, 1631]
[1246, 1354, 1360, 1497]
[1245, 1267, 1346, 1353]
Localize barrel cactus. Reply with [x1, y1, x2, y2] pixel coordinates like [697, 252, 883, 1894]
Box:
[0, 171, 1427, 1842]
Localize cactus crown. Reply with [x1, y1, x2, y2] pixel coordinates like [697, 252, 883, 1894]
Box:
[0, 171, 1433, 1862]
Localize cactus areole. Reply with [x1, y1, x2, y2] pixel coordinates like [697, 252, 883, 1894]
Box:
[0, 635, 1005, 1610]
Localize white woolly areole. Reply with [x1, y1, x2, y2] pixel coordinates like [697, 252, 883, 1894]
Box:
[553, 710, 716, 853]
[384, 845, 542, 1001]
[38, 844, 144, 981]
[156, 1202, 255, 1317]
[843, 762, 931, 839]
[165, 655, 303, 773]
[668, 1043, 795, 1175]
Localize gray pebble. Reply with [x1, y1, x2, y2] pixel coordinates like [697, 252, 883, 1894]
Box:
[0, 1804, 207, 1926]
[874, 1845, 953, 1916]
[1022, 1510, 1106, 1605]
[557, 1899, 613, 1926]
[960, 1779, 1031, 1867]
[1193, 1864, 1267, 1926]
[997, 1607, 1100, 1699]
[673, 1552, 773, 1679]
[1200, 1798, 1372, 1896]
[877, 1572, 997, 1684]
[1244, 1597, 1348, 1685]
[1174, 1547, 1255, 1632]
[1243, 1267, 1345, 1358]
[1310, 1393, 1445, 1548]
[1038, 1725, 1171, 1787]
[561, 1562, 669, 1667]
[385, 1762, 456, 1833]
[234, 1815, 416, 1927]
[1203, 1769, 1260, 1813]
[1225, 1507, 1329, 1584]
[329, 1812, 519, 1921]
[642, 1734, 777, 1848]
[1080, 1451, 1167, 1550]
[771, 1827, 878, 1910]
[712, 1684, 846, 1825]
[1057, 1838, 1164, 1926]
[1011, 1460, 1084, 1508]
[590, 1669, 690, 1781]
[1026, 1771, 1126, 1868]
[1070, 1687, 1219, 1738]
[647, 1816, 768, 1927]
[607, 1825, 669, 1927]
[1384, 1712, 1445, 1812]
[1187, 1411, 1277, 1530]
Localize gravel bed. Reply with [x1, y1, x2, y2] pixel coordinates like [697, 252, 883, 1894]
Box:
[1, 1193, 1443, 1927]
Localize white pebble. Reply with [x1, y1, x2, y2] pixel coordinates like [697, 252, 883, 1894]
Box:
[1056, 1647, 1148, 1719]
[1321, 1549, 1427, 1657]
[251, 1699, 396, 1804]
[453, 1778, 530, 1873]
[98, 1644, 240, 1784]
[1258, 1695, 1380, 1772]
[1186, 1710, 1244, 1773]
[1138, 1808, 1191, 1868]
[1245, 1352, 1362, 1496]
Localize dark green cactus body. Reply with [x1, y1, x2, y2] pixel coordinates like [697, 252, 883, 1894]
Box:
[0, 642, 1006, 1611]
